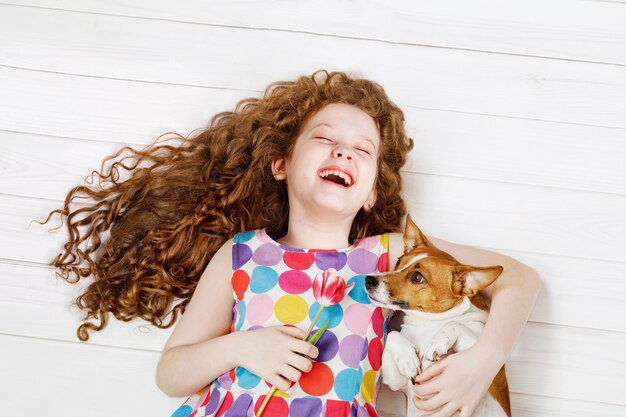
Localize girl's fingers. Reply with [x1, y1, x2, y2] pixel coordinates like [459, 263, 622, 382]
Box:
[286, 351, 314, 373]
[413, 392, 446, 412]
[278, 364, 302, 383]
[288, 337, 319, 359]
[414, 361, 445, 383]
[422, 402, 459, 417]
[276, 325, 307, 340]
[268, 374, 292, 392]
[411, 379, 439, 397]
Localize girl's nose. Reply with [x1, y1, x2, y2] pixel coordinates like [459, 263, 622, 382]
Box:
[332, 145, 353, 160]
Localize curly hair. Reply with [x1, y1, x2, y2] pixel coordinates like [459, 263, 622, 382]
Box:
[39, 69, 414, 341]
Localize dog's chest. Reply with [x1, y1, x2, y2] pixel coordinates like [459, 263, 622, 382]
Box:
[399, 308, 488, 353]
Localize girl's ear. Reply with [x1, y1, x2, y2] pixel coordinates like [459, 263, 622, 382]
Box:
[364, 189, 377, 211]
[271, 157, 287, 180]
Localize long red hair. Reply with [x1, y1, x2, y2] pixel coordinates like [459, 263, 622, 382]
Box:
[40, 70, 414, 340]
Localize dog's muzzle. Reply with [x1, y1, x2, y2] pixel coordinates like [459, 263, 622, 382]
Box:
[365, 275, 379, 290]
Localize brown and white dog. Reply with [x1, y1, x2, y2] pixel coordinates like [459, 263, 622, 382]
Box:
[366, 215, 511, 417]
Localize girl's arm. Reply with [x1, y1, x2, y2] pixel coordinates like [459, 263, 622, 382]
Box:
[156, 238, 319, 398]
[156, 238, 240, 397]
[410, 235, 542, 417]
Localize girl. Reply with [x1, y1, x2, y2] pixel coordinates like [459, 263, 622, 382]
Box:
[44, 70, 541, 417]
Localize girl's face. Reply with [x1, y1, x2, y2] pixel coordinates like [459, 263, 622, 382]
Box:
[272, 102, 381, 217]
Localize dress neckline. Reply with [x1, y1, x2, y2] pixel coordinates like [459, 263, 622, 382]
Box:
[259, 228, 360, 253]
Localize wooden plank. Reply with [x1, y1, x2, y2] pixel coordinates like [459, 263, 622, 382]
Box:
[1, 7, 625, 128]
[0, 334, 183, 416]
[0, 261, 173, 350]
[7, 0, 626, 65]
[0, 66, 251, 145]
[3, 108, 626, 201]
[0, 321, 624, 413]
[508, 322, 626, 405]
[511, 393, 626, 417]
[401, 172, 626, 263]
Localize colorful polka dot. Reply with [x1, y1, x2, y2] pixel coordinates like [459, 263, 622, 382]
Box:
[315, 252, 347, 271]
[289, 398, 323, 417]
[334, 368, 360, 401]
[232, 243, 253, 270]
[274, 295, 308, 324]
[313, 328, 339, 362]
[278, 270, 311, 294]
[253, 243, 283, 266]
[197, 387, 211, 407]
[215, 391, 234, 417]
[254, 395, 288, 417]
[175, 228, 391, 417]
[371, 307, 384, 338]
[224, 393, 253, 417]
[377, 252, 388, 273]
[170, 405, 193, 417]
[235, 367, 261, 389]
[247, 294, 273, 325]
[308, 302, 344, 329]
[347, 248, 379, 274]
[234, 231, 255, 243]
[360, 370, 377, 404]
[339, 334, 368, 368]
[368, 337, 383, 371]
[344, 303, 371, 335]
[347, 275, 371, 304]
[232, 270, 250, 301]
[299, 362, 334, 396]
[249, 266, 278, 293]
[283, 251, 316, 270]
[234, 301, 246, 331]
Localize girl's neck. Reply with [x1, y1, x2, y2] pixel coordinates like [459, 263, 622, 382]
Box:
[276, 216, 355, 250]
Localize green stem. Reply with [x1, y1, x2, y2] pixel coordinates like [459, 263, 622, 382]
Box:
[304, 305, 325, 340]
[256, 305, 326, 417]
[255, 386, 277, 417]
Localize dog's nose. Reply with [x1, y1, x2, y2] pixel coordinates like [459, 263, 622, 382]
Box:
[365, 275, 378, 290]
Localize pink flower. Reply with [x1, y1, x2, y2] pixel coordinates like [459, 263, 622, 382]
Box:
[256, 268, 353, 417]
[312, 268, 355, 307]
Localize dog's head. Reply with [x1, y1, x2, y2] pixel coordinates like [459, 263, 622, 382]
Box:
[365, 214, 503, 313]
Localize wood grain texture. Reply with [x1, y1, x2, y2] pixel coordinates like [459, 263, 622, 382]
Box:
[1, 6, 625, 128]
[1, 1, 625, 415]
[7, 0, 626, 64]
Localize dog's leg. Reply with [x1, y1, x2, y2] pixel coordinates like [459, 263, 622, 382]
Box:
[422, 321, 480, 367]
[383, 330, 420, 391]
[381, 344, 406, 391]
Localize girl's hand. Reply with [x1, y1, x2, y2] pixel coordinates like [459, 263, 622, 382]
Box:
[410, 345, 501, 417]
[236, 325, 319, 391]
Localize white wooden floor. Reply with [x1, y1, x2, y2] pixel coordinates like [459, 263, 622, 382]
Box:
[1, 1, 625, 416]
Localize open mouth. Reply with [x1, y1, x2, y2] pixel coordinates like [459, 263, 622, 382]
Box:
[318, 169, 353, 187]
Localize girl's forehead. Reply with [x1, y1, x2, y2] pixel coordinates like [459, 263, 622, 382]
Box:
[302, 103, 381, 144]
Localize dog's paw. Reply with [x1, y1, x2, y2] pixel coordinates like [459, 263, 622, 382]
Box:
[423, 329, 455, 362]
[387, 333, 420, 379]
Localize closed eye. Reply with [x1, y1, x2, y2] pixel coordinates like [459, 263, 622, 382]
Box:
[316, 137, 334, 143]
[356, 148, 371, 155]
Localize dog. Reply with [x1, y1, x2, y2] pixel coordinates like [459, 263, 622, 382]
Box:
[366, 215, 511, 417]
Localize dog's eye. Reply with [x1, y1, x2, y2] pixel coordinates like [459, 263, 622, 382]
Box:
[410, 271, 425, 284]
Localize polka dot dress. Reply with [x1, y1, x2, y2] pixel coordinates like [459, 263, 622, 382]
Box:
[171, 228, 391, 417]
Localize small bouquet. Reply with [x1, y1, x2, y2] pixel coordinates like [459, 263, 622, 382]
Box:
[255, 268, 354, 417]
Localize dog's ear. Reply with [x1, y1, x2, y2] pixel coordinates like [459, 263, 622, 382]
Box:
[452, 264, 504, 297]
[403, 214, 435, 252]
